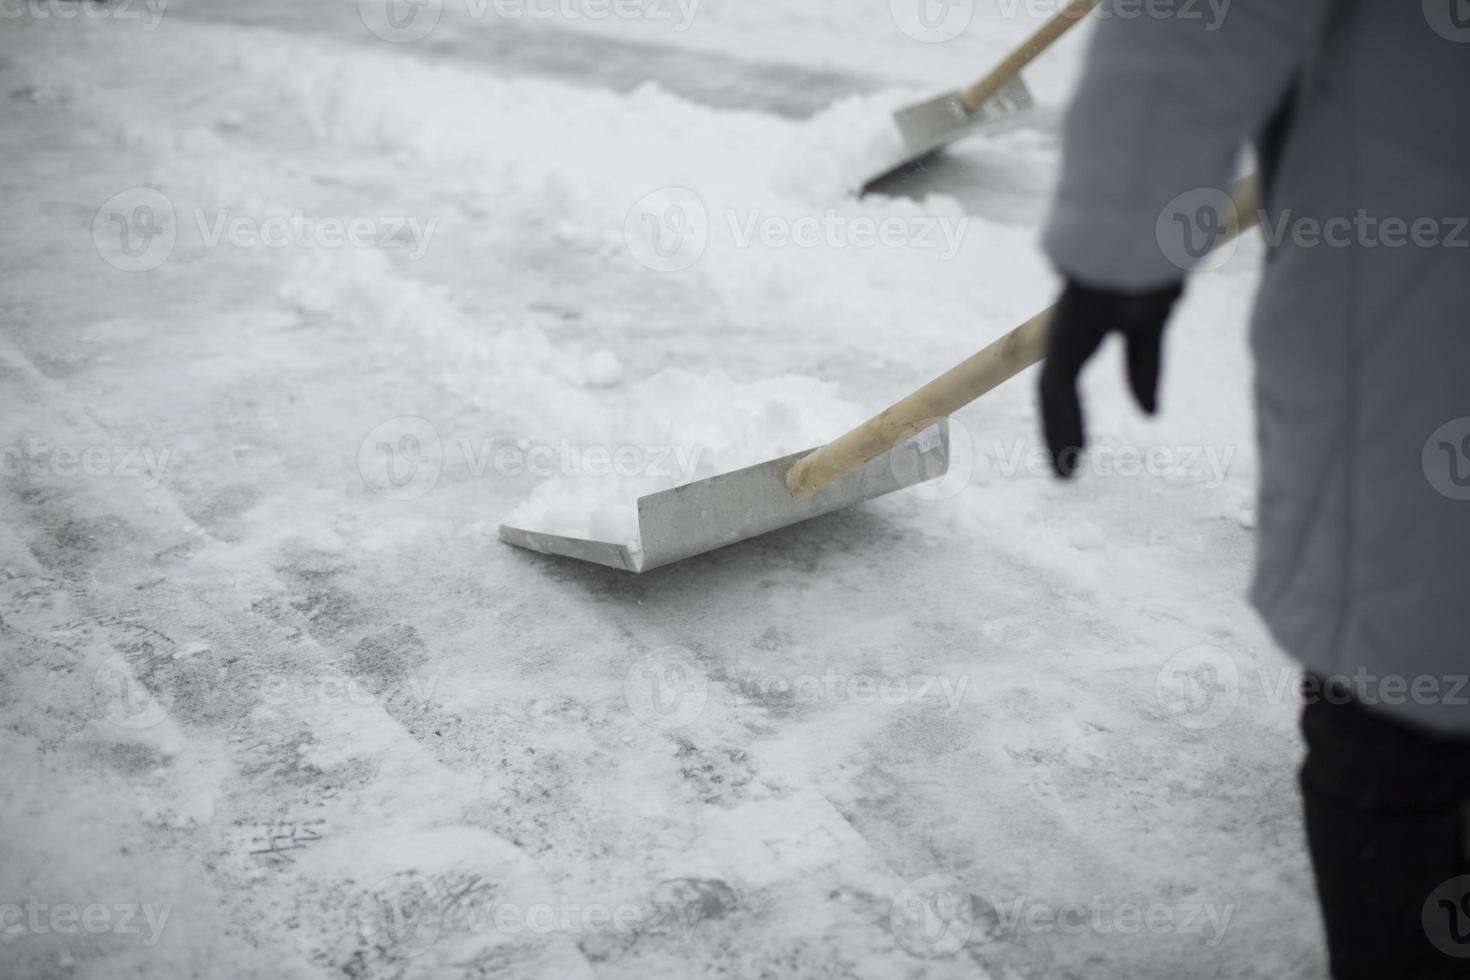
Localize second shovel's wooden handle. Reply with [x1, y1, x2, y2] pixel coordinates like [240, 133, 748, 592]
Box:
[961, 0, 1096, 112]
[785, 175, 1261, 501]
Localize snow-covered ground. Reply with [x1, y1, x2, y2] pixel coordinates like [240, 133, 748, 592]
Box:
[1, 3, 1322, 978]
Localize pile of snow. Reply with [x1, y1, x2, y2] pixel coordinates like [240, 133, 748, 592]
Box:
[501, 368, 864, 547]
[770, 92, 910, 199]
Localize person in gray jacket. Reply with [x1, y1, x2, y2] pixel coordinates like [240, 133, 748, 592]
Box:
[1037, 0, 1470, 975]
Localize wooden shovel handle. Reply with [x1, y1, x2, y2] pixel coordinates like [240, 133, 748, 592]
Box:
[961, 0, 1096, 112]
[785, 175, 1261, 501]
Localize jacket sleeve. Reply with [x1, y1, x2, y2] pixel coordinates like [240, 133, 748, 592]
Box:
[1042, 0, 1331, 290]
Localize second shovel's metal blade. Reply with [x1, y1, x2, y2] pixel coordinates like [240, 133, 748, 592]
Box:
[499, 422, 950, 573]
[859, 75, 1035, 195]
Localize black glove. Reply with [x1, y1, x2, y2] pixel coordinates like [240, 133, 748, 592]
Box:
[1038, 278, 1183, 478]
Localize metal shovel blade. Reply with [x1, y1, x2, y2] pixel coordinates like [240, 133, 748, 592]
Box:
[859, 75, 1035, 195]
[499, 421, 950, 573]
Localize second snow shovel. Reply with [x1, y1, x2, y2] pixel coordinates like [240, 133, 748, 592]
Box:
[860, 0, 1095, 195]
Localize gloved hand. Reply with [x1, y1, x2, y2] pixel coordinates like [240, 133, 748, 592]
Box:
[1038, 278, 1183, 478]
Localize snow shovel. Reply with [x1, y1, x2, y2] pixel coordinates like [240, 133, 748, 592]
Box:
[499, 423, 953, 573]
[859, 0, 1096, 196]
[501, 176, 1258, 573]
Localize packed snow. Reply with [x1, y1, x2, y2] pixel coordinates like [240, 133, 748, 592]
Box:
[0, 2, 1320, 979]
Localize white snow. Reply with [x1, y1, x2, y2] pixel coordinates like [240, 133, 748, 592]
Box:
[502, 368, 864, 547]
[0, 3, 1319, 980]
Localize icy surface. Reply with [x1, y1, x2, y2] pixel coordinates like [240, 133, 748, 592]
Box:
[0, 3, 1320, 980]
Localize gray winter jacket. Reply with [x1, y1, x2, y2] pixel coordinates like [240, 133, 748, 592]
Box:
[1044, 0, 1470, 732]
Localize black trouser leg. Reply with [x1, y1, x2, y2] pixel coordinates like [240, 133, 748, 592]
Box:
[1300, 679, 1470, 979]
